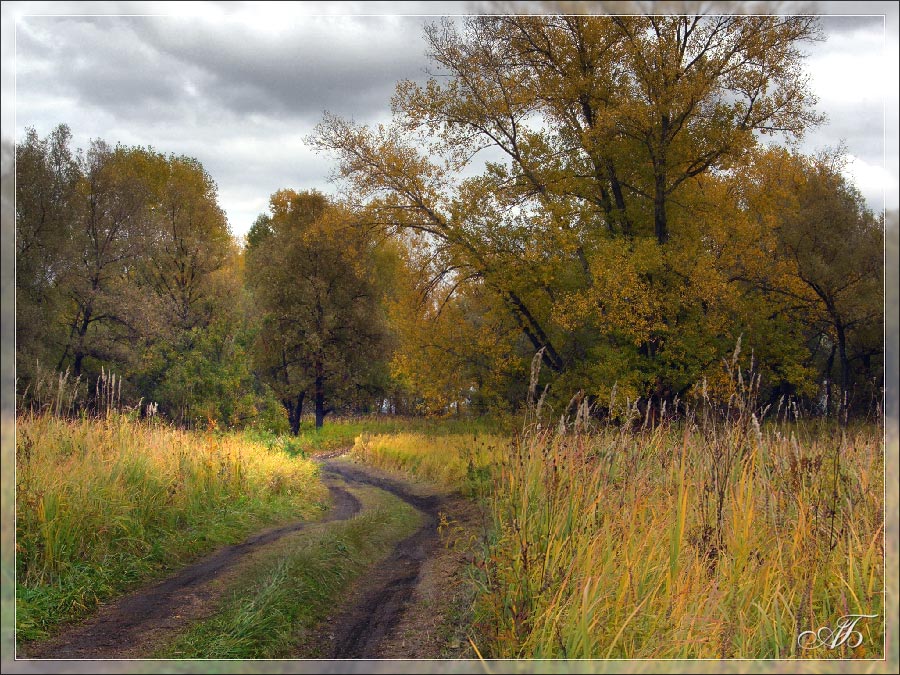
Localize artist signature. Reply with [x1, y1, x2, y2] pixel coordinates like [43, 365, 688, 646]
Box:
[797, 614, 878, 650]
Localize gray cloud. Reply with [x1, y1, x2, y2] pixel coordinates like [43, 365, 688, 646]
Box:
[17, 14, 430, 126]
[819, 14, 885, 34]
[12, 10, 436, 232]
[17, 17, 191, 118]
[137, 14, 429, 120]
[8, 6, 897, 236]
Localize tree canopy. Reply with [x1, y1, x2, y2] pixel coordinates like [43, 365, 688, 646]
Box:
[245, 190, 393, 430]
[16, 125, 264, 427]
[310, 14, 881, 417]
[15, 15, 885, 425]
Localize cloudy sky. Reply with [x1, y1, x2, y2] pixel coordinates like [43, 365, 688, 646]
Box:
[2, 1, 898, 239]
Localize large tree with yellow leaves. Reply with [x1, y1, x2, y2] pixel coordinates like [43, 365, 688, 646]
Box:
[312, 15, 856, 414]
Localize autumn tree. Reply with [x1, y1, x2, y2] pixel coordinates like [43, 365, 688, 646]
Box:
[887, 211, 899, 423]
[50, 140, 161, 380]
[245, 190, 391, 431]
[141, 155, 233, 331]
[786, 159, 883, 415]
[132, 153, 249, 426]
[311, 15, 823, 412]
[387, 235, 529, 414]
[731, 148, 884, 416]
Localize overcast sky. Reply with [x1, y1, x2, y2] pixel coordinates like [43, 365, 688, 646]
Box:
[2, 1, 898, 239]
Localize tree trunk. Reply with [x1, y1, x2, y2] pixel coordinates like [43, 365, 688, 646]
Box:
[73, 350, 85, 379]
[824, 343, 836, 416]
[606, 159, 630, 235]
[505, 290, 564, 372]
[72, 308, 91, 377]
[292, 392, 305, 435]
[654, 117, 669, 245]
[653, 176, 668, 244]
[71, 282, 99, 378]
[315, 361, 326, 429]
[836, 321, 850, 422]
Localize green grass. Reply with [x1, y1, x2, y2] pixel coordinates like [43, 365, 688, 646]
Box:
[155, 486, 422, 658]
[16, 413, 327, 644]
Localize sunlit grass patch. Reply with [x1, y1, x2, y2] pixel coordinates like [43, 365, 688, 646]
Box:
[246, 414, 511, 459]
[351, 431, 505, 494]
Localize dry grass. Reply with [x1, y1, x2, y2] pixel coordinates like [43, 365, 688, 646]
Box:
[469, 419, 884, 659]
[349, 364, 886, 661]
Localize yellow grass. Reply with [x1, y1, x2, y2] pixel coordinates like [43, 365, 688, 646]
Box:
[351, 431, 504, 493]
[470, 422, 885, 659]
[292, 415, 888, 661]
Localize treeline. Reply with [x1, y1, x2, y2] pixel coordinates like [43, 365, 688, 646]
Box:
[15, 125, 277, 428]
[14, 127, 411, 430]
[16, 16, 886, 428]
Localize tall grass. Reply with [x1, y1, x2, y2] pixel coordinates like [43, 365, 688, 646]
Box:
[16, 413, 326, 642]
[469, 419, 884, 659]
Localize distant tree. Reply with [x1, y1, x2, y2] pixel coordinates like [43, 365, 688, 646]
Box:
[52, 140, 158, 379]
[777, 155, 883, 416]
[245, 190, 391, 431]
[15, 126, 253, 426]
[885, 211, 898, 423]
[133, 153, 245, 426]
[142, 155, 233, 331]
[386, 237, 529, 414]
[15, 125, 79, 387]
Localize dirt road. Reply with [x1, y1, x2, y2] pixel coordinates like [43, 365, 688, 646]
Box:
[22, 456, 473, 660]
[310, 461, 449, 658]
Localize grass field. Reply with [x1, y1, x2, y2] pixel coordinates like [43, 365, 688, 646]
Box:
[342, 413, 886, 660]
[13, 409, 889, 662]
[469, 420, 885, 659]
[15, 413, 327, 643]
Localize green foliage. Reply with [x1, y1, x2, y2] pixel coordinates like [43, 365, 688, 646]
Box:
[137, 312, 258, 429]
[14, 126, 270, 427]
